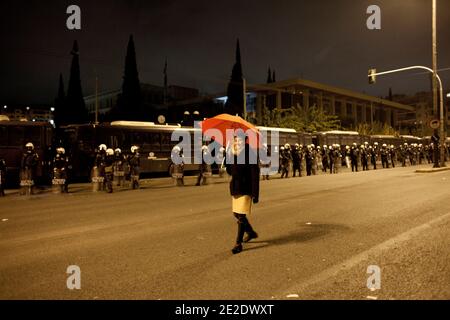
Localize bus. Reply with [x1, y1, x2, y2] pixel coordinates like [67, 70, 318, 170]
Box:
[313, 130, 369, 147]
[369, 135, 402, 147]
[62, 121, 204, 179]
[256, 126, 313, 150]
[0, 119, 53, 186]
[63, 122, 315, 180]
[401, 135, 422, 145]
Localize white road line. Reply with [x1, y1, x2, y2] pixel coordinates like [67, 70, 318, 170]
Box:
[277, 211, 450, 298]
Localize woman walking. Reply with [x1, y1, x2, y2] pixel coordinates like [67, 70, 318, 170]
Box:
[226, 135, 260, 254]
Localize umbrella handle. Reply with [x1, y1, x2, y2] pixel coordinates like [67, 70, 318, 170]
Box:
[221, 140, 231, 169]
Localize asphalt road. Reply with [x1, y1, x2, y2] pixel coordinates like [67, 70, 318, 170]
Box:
[0, 164, 449, 300]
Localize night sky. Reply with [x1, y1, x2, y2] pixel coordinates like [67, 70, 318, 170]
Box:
[1, 0, 449, 105]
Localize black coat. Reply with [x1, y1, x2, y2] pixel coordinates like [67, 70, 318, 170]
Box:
[225, 145, 260, 202]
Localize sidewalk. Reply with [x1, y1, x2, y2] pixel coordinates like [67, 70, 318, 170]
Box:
[415, 166, 450, 173]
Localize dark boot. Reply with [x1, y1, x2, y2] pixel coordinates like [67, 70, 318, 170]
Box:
[232, 213, 246, 254]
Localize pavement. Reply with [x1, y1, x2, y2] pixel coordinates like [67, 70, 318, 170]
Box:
[0, 163, 449, 300]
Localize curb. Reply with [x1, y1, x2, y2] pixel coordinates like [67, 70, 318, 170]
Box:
[415, 167, 450, 173]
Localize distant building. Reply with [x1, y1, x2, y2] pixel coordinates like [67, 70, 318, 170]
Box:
[248, 78, 415, 130]
[1, 105, 54, 124]
[390, 91, 450, 136]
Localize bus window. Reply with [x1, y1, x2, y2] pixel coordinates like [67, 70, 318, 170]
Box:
[24, 126, 41, 148]
[0, 126, 7, 145]
[8, 127, 25, 147]
[161, 132, 173, 152]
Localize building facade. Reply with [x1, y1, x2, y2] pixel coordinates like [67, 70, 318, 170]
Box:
[248, 78, 415, 130]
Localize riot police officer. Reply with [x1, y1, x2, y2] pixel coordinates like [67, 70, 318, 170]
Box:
[171, 145, 185, 186]
[104, 148, 115, 193]
[128, 145, 141, 189]
[371, 143, 378, 170]
[196, 144, 211, 186]
[93, 144, 107, 191]
[333, 144, 341, 174]
[20, 142, 39, 195]
[280, 146, 291, 178]
[113, 148, 126, 187]
[390, 145, 396, 168]
[260, 143, 271, 180]
[0, 158, 6, 196]
[361, 145, 369, 171]
[381, 144, 389, 168]
[52, 147, 70, 193]
[292, 143, 301, 177]
[350, 143, 359, 172]
[305, 145, 313, 176]
[321, 145, 329, 173]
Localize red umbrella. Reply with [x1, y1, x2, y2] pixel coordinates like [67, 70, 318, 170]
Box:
[201, 114, 261, 149]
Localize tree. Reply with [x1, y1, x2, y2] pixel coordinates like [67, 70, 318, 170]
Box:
[114, 35, 142, 120]
[66, 40, 88, 124]
[54, 73, 65, 128]
[272, 70, 276, 83]
[225, 39, 244, 116]
[266, 67, 272, 83]
[355, 121, 399, 136]
[262, 104, 341, 133]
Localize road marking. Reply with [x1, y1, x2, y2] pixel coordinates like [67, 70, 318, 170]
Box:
[277, 211, 450, 298]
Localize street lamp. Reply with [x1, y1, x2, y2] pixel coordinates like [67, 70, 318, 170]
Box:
[368, 65, 446, 167]
[50, 107, 55, 112]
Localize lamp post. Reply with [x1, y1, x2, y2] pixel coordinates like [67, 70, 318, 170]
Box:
[368, 65, 445, 167]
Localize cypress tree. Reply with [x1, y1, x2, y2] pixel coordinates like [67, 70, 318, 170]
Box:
[54, 73, 65, 128]
[116, 35, 142, 120]
[66, 40, 88, 124]
[272, 70, 276, 83]
[225, 39, 244, 116]
[267, 67, 272, 83]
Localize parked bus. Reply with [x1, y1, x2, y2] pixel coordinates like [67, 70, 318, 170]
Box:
[369, 135, 402, 147]
[313, 130, 370, 147]
[0, 119, 53, 186]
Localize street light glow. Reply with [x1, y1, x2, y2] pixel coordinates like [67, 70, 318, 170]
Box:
[3, 105, 6, 109]
[51, 107, 55, 112]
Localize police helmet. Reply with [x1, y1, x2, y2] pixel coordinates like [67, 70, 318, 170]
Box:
[280, 146, 285, 151]
[115, 148, 122, 154]
[57, 147, 65, 154]
[106, 148, 114, 156]
[172, 146, 181, 154]
[25, 142, 34, 150]
[131, 146, 139, 153]
[99, 144, 107, 151]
